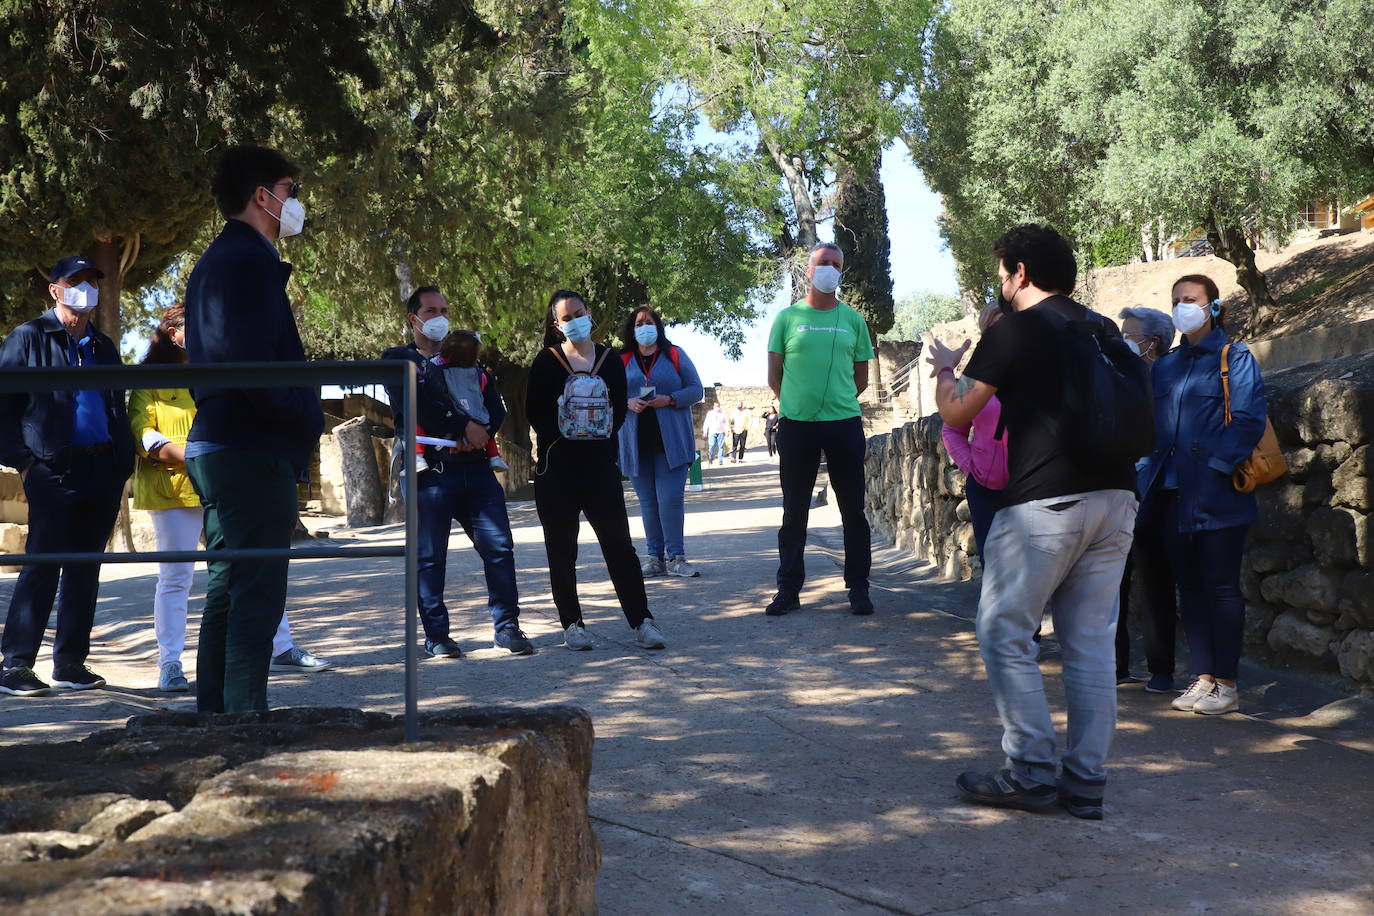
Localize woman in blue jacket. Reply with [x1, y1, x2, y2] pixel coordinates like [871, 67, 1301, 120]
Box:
[1138, 274, 1267, 716]
[620, 307, 706, 579]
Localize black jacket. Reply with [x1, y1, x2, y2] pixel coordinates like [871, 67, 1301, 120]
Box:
[184, 219, 324, 475]
[381, 342, 506, 462]
[0, 308, 135, 476]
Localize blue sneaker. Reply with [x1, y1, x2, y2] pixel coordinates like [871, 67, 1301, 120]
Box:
[1145, 673, 1175, 694]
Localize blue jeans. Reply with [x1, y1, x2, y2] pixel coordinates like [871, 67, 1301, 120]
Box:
[416, 458, 520, 640]
[708, 432, 727, 462]
[629, 450, 691, 560]
[977, 489, 1136, 795]
[1157, 490, 1248, 681]
[965, 477, 1001, 560]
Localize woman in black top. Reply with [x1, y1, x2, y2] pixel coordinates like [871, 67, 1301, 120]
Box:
[526, 289, 666, 651]
[763, 404, 780, 458]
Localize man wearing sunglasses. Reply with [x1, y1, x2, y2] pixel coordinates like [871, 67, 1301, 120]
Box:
[182, 145, 324, 714]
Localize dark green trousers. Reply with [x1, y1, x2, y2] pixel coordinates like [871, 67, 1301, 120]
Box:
[187, 448, 298, 713]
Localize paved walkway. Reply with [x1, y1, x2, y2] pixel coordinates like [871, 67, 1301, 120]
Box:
[2, 451, 1373, 914]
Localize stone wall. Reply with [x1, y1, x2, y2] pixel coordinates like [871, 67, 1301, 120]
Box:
[693, 385, 776, 452]
[864, 349, 1374, 687]
[0, 706, 598, 915]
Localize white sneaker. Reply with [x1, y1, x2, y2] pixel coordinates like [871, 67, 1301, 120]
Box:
[564, 622, 594, 651]
[665, 556, 699, 578]
[640, 555, 666, 577]
[489, 455, 509, 471]
[1193, 682, 1239, 715]
[636, 618, 667, 649]
[1172, 678, 1214, 712]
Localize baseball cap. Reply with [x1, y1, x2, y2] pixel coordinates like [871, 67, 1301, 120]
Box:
[48, 256, 106, 283]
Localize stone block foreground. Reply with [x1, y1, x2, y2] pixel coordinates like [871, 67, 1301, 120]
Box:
[0, 706, 598, 915]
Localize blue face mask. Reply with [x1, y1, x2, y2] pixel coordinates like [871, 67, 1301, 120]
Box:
[634, 324, 658, 346]
[561, 314, 593, 343]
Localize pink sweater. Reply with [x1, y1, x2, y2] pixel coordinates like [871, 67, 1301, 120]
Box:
[940, 395, 1009, 491]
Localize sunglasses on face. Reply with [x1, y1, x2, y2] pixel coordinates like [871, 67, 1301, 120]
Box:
[269, 180, 302, 199]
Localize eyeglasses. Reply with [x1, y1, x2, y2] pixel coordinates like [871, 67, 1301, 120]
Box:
[269, 180, 301, 199]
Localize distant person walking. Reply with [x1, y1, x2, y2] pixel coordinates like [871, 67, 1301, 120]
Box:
[1116, 306, 1178, 691]
[763, 405, 780, 459]
[702, 403, 729, 465]
[766, 242, 876, 617]
[183, 145, 324, 713]
[729, 402, 752, 462]
[927, 224, 1145, 820]
[131, 304, 331, 694]
[527, 290, 667, 651]
[1138, 276, 1267, 716]
[0, 256, 135, 697]
[619, 307, 705, 579]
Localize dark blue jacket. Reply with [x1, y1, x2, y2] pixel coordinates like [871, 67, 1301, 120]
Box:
[381, 342, 504, 463]
[1138, 327, 1267, 532]
[0, 309, 135, 477]
[184, 220, 324, 476]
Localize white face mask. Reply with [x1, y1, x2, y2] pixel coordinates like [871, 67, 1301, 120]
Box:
[1172, 302, 1209, 334]
[263, 188, 306, 238]
[61, 281, 99, 313]
[811, 264, 842, 295]
[417, 315, 449, 342]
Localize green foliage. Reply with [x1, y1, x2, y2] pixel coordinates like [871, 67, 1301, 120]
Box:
[906, 0, 1374, 307]
[0, 0, 384, 335]
[881, 291, 963, 342]
[1088, 226, 1141, 269]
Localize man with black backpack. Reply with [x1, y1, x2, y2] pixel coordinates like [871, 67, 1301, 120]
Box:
[925, 224, 1148, 821]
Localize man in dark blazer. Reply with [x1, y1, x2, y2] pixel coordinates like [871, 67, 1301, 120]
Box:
[183, 145, 324, 714]
[0, 255, 135, 697]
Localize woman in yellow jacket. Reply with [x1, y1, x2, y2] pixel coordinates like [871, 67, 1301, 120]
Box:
[130, 305, 332, 693]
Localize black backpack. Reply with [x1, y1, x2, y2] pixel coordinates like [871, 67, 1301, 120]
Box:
[1055, 311, 1154, 470]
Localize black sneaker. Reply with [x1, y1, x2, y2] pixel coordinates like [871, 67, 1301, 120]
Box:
[765, 591, 800, 616]
[423, 638, 463, 659]
[494, 627, 535, 656]
[1058, 790, 1104, 821]
[0, 666, 51, 697]
[50, 664, 106, 690]
[955, 768, 1058, 813]
[848, 586, 874, 616]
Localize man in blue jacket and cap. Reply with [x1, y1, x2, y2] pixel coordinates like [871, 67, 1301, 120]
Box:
[0, 256, 135, 697]
[183, 145, 324, 713]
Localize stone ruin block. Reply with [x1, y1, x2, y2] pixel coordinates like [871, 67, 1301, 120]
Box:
[0, 705, 598, 915]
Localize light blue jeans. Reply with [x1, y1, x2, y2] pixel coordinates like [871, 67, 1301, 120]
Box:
[629, 450, 691, 560]
[976, 489, 1137, 797]
[707, 432, 727, 463]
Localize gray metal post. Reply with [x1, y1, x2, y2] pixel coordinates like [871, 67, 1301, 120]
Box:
[403, 360, 419, 742]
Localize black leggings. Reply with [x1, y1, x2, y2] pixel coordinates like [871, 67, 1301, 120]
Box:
[534, 459, 649, 629]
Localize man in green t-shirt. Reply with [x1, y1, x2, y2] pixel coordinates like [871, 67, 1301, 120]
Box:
[765, 242, 876, 617]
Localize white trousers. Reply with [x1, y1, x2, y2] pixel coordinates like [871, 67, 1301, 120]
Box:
[150, 506, 293, 668]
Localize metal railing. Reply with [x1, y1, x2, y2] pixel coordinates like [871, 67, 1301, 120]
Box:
[0, 360, 422, 741]
[876, 356, 921, 403]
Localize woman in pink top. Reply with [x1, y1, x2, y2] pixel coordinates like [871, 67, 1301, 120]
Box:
[940, 304, 1009, 559]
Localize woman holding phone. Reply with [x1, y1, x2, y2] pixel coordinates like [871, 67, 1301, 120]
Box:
[620, 307, 705, 578]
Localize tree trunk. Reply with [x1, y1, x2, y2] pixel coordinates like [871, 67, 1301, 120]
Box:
[1204, 215, 1277, 330]
[87, 233, 139, 347]
[493, 361, 534, 500]
[759, 122, 819, 302]
[333, 416, 384, 527]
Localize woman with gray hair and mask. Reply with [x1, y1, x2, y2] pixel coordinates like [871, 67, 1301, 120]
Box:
[1115, 306, 1178, 692]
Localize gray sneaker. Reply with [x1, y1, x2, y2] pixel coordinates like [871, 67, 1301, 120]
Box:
[564, 623, 594, 651]
[640, 555, 666, 577]
[158, 662, 190, 693]
[665, 556, 699, 578]
[636, 618, 667, 650]
[271, 647, 335, 672]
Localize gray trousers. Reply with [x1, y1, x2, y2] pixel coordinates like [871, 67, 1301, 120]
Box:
[976, 489, 1137, 794]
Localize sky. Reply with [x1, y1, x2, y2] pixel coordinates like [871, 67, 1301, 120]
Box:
[671, 139, 958, 387]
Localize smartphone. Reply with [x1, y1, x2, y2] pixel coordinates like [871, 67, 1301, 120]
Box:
[639, 386, 656, 400]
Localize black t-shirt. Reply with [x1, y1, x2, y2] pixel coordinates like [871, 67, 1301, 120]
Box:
[632, 353, 665, 456]
[525, 344, 627, 469]
[962, 295, 1137, 507]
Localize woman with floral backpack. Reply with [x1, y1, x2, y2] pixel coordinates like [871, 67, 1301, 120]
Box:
[526, 289, 667, 652]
